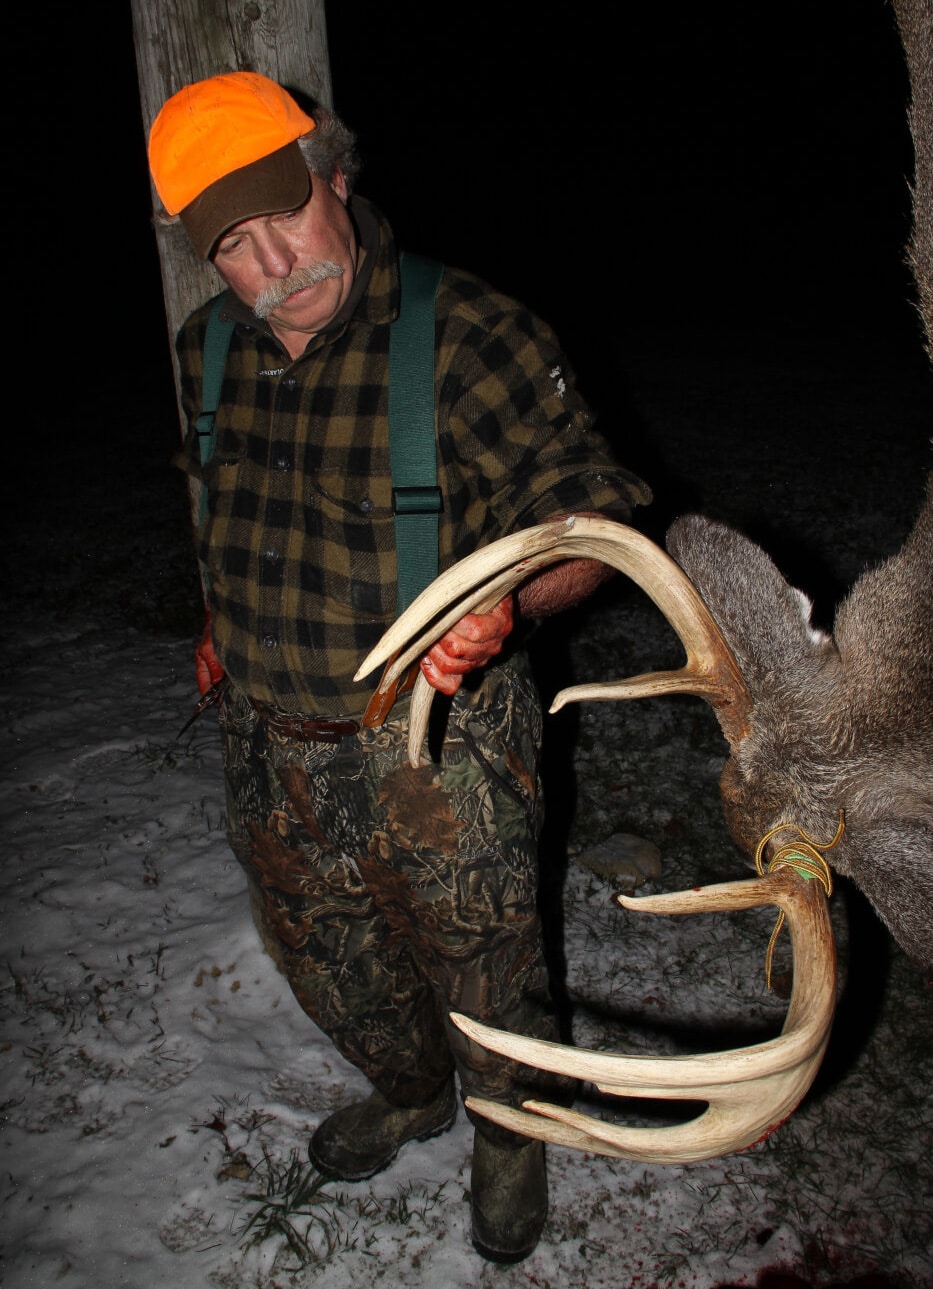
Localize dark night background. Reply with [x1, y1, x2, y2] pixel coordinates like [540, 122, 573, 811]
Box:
[324, 2, 916, 349]
[40, 2, 923, 391]
[8, 0, 929, 627]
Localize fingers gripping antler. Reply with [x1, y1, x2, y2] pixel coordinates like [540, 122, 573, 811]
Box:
[452, 866, 837, 1163]
[355, 516, 753, 766]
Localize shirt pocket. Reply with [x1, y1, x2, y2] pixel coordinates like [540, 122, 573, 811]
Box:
[305, 471, 398, 617]
[198, 426, 249, 580]
[200, 423, 248, 505]
[203, 422, 248, 469]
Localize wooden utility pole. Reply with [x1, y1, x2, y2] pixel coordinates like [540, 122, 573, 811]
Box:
[130, 0, 332, 435]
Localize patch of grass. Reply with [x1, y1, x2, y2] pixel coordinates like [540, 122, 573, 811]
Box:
[355, 1179, 450, 1231]
[235, 1147, 356, 1269]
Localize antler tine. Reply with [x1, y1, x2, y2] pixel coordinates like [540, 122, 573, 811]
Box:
[451, 866, 836, 1164]
[541, 524, 752, 748]
[356, 516, 753, 766]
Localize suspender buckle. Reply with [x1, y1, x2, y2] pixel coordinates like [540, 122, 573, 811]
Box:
[392, 485, 443, 516]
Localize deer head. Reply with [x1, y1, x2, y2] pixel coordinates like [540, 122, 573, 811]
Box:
[664, 478, 933, 974]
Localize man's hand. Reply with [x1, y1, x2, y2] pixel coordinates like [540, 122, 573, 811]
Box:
[419, 595, 514, 696]
[195, 609, 226, 695]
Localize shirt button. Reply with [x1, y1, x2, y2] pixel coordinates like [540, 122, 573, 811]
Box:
[275, 456, 291, 470]
[262, 633, 277, 649]
[263, 549, 280, 562]
[282, 377, 297, 391]
[359, 497, 373, 513]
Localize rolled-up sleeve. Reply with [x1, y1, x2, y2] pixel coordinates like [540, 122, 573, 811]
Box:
[434, 283, 651, 564]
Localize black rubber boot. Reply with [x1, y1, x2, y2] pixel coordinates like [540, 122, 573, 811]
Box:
[470, 1132, 548, 1263]
[307, 1082, 457, 1181]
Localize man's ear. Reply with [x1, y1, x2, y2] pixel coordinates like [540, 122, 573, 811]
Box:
[329, 168, 349, 202]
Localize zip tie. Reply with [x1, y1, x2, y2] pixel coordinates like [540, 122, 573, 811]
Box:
[753, 813, 843, 989]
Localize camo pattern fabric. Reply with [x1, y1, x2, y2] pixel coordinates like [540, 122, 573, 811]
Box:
[218, 651, 575, 1135]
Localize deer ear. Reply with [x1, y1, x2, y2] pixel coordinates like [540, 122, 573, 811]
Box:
[666, 514, 833, 690]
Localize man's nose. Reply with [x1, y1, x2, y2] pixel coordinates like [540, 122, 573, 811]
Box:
[253, 229, 295, 278]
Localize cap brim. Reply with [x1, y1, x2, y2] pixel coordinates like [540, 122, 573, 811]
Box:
[179, 141, 311, 260]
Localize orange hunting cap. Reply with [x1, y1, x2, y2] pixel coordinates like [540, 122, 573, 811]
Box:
[148, 71, 316, 259]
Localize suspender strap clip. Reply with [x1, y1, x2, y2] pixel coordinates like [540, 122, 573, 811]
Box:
[392, 485, 443, 515]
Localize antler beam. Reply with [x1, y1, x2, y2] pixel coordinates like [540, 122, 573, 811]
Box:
[356, 515, 753, 765]
[357, 514, 837, 1162]
[452, 866, 836, 1163]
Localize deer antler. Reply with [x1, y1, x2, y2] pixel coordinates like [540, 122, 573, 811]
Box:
[356, 515, 753, 766]
[452, 864, 836, 1163]
[356, 515, 837, 1162]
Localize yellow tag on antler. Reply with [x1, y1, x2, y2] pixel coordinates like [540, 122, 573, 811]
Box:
[753, 813, 843, 989]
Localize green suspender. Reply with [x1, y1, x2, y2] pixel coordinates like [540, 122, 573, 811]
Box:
[198, 254, 444, 608]
[389, 251, 444, 610]
[195, 293, 235, 526]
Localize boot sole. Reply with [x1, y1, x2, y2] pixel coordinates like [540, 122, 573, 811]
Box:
[471, 1232, 542, 1264]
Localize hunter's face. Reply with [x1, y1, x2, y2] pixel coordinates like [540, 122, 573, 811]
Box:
[211, 168, 358, 355]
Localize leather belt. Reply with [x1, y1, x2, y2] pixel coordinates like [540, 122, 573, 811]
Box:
[248, 699, 360, 744]
[248, 659, 420, 743]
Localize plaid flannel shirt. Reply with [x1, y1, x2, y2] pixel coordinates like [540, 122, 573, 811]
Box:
[175, 198, 651, 716]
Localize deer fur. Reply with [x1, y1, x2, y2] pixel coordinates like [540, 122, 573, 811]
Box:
[666, 476, 933, 971]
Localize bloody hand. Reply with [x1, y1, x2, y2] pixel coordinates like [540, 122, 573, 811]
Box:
[419, 595, 514, 696]
[195, 609, 226, 695]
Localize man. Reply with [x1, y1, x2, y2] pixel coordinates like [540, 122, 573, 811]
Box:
[148, 71, 651, 1264]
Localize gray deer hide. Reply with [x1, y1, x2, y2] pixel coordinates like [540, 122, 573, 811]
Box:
[667, 474, 933, 971]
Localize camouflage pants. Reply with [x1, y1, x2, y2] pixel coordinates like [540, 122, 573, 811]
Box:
[218, 654, 573, 1140]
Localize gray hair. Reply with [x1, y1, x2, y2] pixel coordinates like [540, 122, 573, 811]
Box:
[297, 104, 361, 193]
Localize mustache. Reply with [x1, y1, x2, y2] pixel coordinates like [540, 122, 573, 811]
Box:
[252, 261, 344, 318]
